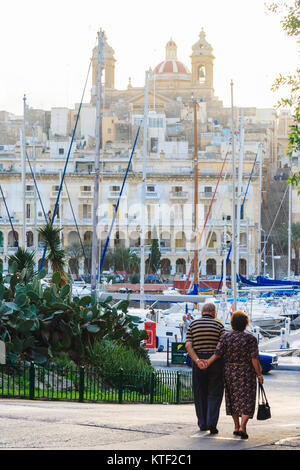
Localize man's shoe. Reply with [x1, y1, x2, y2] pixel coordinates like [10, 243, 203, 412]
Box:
[199, 426, 208, 431]
[209, 427, 219, 435]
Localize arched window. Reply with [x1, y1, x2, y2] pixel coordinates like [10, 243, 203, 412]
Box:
[26, 231, 33, 247]
[176, 258, 186, 274]
[206, 258, 216, 275]
[239, 259, 247, 276]
[160, 231, 171, 249]
[8, 231, 18, 247]
[84, 231, 92, 242]
[161, 259, 171, 275]
[175, 232, 186, 250]
[114, 231, 125, 248]
[68, 231, 78, 246]
[198, 65, 206, 83]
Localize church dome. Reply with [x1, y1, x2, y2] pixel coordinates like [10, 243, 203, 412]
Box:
[154, 60, 190, 75]
[153, 39, 190, 77]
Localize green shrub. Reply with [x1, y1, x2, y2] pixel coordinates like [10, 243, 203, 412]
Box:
[86, 339, 154, 393]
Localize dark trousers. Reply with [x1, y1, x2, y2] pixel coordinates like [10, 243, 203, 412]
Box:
[192, 352, 224, 429]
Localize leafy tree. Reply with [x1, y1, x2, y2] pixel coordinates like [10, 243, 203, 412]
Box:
[101, 247, 140, 274]
[267, 1, 300, 189]
[148, 227, 161, 273]
[274, 221, 300, 274]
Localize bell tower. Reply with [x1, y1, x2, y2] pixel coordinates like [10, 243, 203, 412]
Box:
[165, 38, 178, 60]
[91, 32, 116, 103]
[190, 28, 214, 98]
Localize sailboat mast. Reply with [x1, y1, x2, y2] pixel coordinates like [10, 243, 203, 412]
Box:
[257, 142, 263, 275]
[91, 30, 104, 292]
[288, 181, 292, 278]
[236, 109, 244, 275]
[193, 99, 199, 287]
[32, 125, 38, 271]
[230, 81, 237, 310]
[140, 70, 149, 310]
[22, 94, 27, 249]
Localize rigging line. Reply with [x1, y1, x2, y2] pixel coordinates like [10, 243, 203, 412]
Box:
[97, 126, 141, 280]
[262, 184, 289, 257]
[0, 185, 18, 246]
[39, 58, 92, 271]
[217, 148, 260, 293]
[63, 179, 90, 275]
[182, 147, 230, 294]
[25, 150, 47, 222]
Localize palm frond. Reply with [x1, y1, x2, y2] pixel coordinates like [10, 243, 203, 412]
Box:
[8, 247, 35, 274]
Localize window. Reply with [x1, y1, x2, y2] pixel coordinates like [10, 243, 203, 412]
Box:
[174, 186, 183, 193]
[149, 117, 164, 128]
[59, 148, 64, 155]
[133, 117, 143, 126]
[147, 185, 155, 193]
[150, 138, 158, 153]
[204, 186, 212, 194]
[26, 204, 31, 219]
[83, 186, 91, 192]
[198, 65, 206, 83]
[111, 186, 120, 192]
[83, 204, 91, 219]
[26, 185, 33, 191]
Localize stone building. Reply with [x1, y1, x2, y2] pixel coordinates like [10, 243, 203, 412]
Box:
[0, 30, 283, 279]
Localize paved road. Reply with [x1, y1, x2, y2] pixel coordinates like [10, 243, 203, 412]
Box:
[0, 370, 299, 453]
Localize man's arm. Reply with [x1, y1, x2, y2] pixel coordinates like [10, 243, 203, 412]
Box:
[185, 341, 206, 369]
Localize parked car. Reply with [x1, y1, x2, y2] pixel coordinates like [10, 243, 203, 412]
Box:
[259, 352, 278, 374]
[185, 352, 278, 374]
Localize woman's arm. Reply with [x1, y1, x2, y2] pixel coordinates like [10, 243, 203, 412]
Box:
[252, 357, 264, 384]
[206, 354, 219, 367]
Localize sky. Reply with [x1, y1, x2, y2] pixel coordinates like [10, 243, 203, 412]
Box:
[0, 0, 298, 115]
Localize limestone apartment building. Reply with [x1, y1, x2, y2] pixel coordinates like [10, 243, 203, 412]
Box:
[0, 30, 284, 280]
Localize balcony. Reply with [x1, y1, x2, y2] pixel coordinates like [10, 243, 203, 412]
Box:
[146, 191, 159, 199]
[79, 191, 93, 198]
[108, 191, 122, 199]
[170, 191, 188, 200]
[51, 191, 67, 199]
[199, 191, 214, 199]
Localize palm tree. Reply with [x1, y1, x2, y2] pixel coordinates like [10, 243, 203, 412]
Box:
[38, 223, 69, 286]
[8, 247, 35, 282]
[128, 251, 140, 274]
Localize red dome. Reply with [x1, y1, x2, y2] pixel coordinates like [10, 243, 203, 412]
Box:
[154, 60, 190, 75]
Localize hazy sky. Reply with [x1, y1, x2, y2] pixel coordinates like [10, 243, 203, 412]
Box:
[1, 0, 298, 115]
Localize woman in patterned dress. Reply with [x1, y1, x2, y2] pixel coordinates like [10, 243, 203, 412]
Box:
[202, 311, 264, 439]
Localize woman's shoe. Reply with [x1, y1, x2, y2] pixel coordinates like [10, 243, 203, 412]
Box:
[240, 431, 249, 439]
[233, 431, 241, 436]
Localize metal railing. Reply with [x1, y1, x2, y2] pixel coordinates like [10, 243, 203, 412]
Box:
[0, 362, 193, 405]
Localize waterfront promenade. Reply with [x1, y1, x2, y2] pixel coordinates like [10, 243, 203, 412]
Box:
[0, 368, 299, 451]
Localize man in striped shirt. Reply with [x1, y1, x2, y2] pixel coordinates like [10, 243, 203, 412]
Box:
[185, 302, 225, 434]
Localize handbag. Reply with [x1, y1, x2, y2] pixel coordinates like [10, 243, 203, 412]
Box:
[257, 383, 271, 420]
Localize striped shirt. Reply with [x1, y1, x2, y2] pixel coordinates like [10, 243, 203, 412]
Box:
[185, 314, 225, 352]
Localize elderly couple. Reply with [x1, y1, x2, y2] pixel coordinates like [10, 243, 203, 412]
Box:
[185, 302, 264, 440]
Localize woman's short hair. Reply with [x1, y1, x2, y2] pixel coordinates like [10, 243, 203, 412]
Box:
[231, 310, 249, 331]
